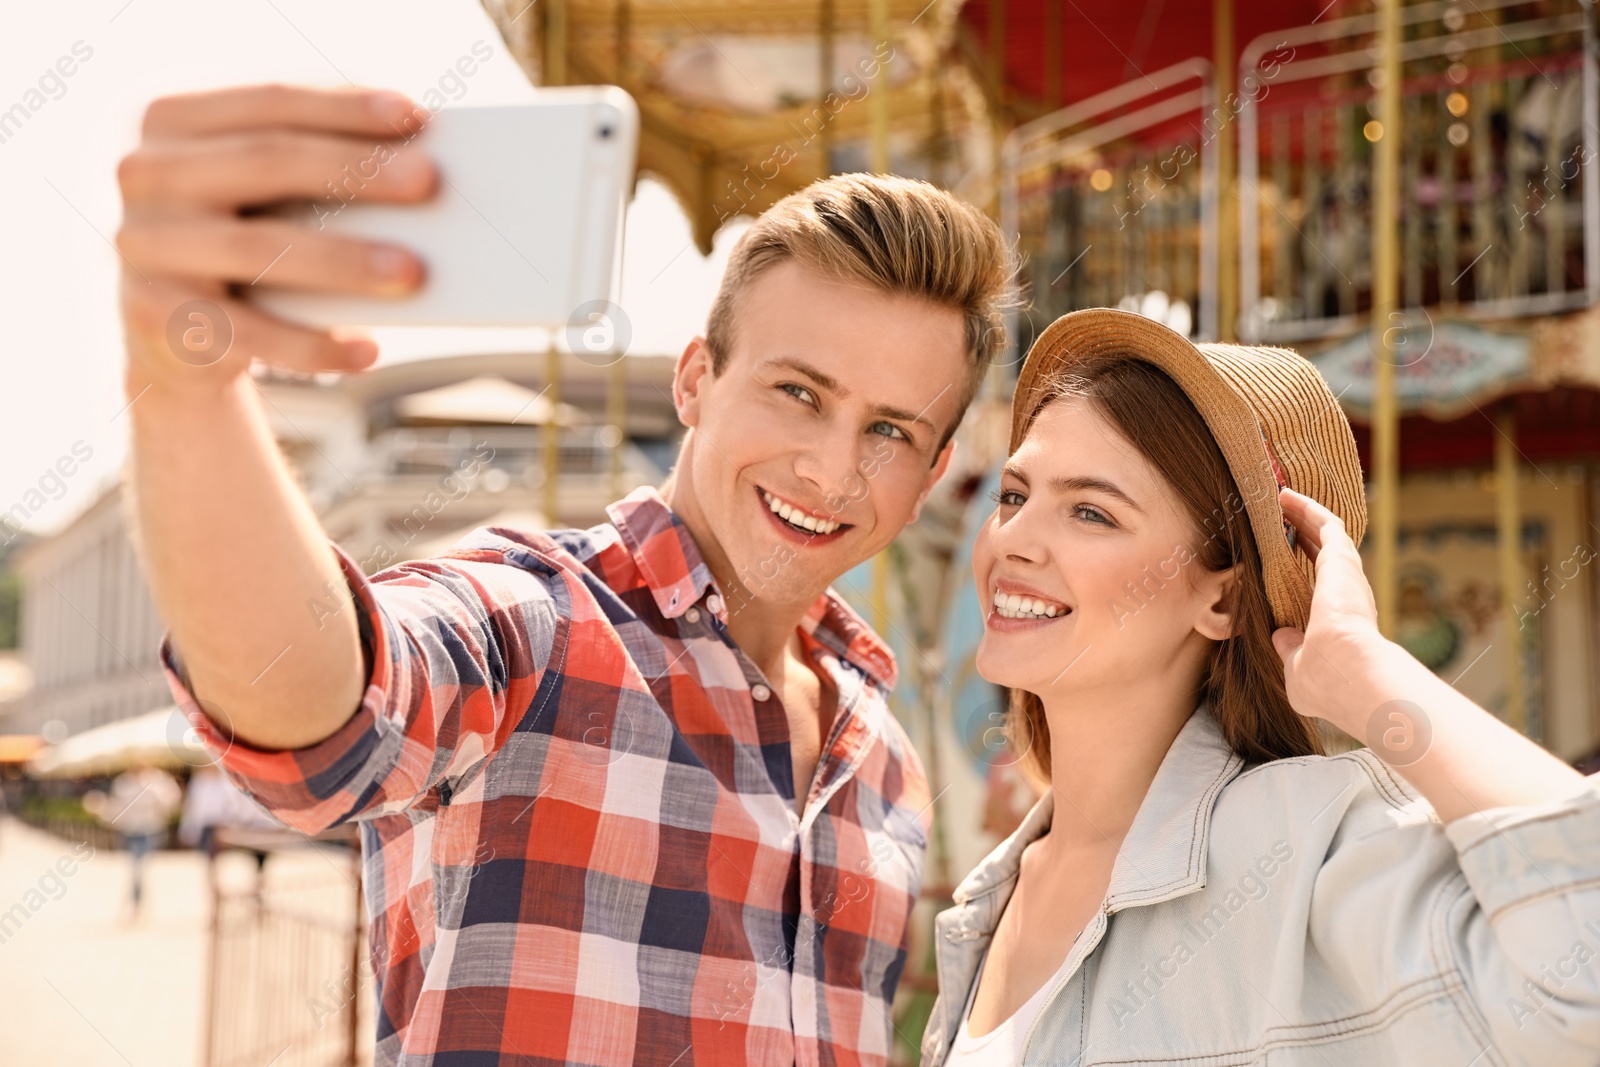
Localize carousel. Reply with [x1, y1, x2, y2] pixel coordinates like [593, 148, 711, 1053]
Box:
[475, 1, 1600, 1058]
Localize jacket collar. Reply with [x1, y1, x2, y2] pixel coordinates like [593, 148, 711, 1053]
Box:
[604, 485, 898, 690]
[951, 702, 1244, 912]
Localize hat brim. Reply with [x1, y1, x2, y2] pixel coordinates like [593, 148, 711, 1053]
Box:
[1010, 308, 1314, 630]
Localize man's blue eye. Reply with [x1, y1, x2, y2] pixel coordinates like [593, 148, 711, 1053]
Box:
[780, 383, 815, 404]
[871, 422, 909, 441]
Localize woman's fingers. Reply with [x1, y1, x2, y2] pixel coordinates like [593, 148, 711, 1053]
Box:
[1271, 626, 1305, 663]
[1280, 487, 1380, 625]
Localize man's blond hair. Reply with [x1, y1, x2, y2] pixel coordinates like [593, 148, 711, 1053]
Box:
[705, 172, 1022, 451]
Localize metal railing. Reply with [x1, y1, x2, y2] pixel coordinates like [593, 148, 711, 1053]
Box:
[1000, 60, 1220, 363]
[204, 840, 368, 1067]
[1237, 0, 1599, 342]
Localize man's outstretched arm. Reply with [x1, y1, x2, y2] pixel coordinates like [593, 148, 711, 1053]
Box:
[127, 376, 364, 751]
[117, 84, 435, 750]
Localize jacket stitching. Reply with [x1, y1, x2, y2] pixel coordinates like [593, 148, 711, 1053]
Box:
[1431, 870, 1505, 1065]
[1084, 974, 1454, 1065]
[1481, 873, 1600, 925]
[1455, 800, 1597, 859]
[1343, 750, 1415, 811]
[1109, 753, 1240, 908]
[1233, 751, 1422, 813]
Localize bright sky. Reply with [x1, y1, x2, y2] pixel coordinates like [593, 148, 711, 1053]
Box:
[3, 0, 748, 540]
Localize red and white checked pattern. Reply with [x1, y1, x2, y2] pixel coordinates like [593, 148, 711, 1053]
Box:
[161, 486, 931, 1066]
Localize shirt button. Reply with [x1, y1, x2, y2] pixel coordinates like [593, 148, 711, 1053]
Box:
[684, 607, 701, 624]
[706, 594, 724, 616]
[751, 683, 772, 702]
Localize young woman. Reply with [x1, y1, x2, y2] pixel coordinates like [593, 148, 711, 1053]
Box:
[922, 308, 1600, 1067]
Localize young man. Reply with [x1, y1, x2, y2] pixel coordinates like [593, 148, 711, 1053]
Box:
[116, 84, 1017, 1066]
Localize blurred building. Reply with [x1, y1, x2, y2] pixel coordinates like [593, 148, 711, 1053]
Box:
[0, 350, 678, 739]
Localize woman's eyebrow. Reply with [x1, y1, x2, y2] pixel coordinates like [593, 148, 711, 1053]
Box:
[1046, 475, 1143, 513]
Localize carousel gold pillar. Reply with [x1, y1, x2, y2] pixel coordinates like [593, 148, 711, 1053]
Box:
[543, 0, 566, 86]
[987, 0, 1007, 220]
[1214, 0, 1236, 341]
[870, 0, 892, 635]
[544, 343, 562, 525]
[1496, 404, 1527, 732]
[1370, 0, 1402, 636]
[870, 0, 890, 175]
[609, 359, 628, 500]
[820, 0, 835, 174]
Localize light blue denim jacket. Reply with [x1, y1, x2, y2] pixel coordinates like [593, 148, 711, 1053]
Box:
[921, 702, 1600, 1067]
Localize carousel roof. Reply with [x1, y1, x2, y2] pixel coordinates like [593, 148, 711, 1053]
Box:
[482, 0, 991, 254]
[479, 0, 1367, 254]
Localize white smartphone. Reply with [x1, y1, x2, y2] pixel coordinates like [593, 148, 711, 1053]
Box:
[249, 88, 638, 328]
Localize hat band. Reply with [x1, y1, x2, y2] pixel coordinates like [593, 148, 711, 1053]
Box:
[1259, 423, 1298, 553]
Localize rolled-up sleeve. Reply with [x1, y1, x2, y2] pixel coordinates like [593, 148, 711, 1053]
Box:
[158, 534, 563, 835]
[1441, 778, 1600, 1064]
[1309, 759, 1600, 1067]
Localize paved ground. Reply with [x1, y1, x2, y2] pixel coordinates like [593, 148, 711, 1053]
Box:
[0, 816, 366, 1067]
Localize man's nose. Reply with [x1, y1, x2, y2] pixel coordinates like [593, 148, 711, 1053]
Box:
[793, 423, 865, 507]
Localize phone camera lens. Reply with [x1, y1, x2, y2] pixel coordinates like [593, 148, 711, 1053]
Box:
[598, 125, 613, 139]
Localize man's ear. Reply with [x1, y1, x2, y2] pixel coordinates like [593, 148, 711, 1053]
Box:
[673, 335, 714, 428]
[1193, 562, 1240, 642]
[910, 438, 957, 525]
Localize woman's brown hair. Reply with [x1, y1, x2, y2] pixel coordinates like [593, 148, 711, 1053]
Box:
[1007, 355, 1324, 780]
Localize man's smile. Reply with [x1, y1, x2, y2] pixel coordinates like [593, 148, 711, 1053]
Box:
[758, 486, 852, 542]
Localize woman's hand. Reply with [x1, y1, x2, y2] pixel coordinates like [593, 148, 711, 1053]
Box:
[1269, 486, 1405, 737]
[1271, 487, 1592, 822]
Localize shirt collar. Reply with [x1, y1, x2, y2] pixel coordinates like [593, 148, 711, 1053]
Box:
[799, 590, 899, 690]
[605, 486, 898, 690]
[606, 485, 717, 621]
[951, 702, 1243, 910]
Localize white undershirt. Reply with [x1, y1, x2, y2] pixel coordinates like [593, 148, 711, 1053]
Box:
[941, 940, 1079, 1067]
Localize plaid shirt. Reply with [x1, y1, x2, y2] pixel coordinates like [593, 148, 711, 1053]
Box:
[161, 486, 932, 1067]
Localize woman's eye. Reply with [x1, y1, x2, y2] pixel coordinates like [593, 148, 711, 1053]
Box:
[989, 488, 1026, 508]
[1075, 505, 1114, 526]
[870, 421, 910, 441]
[779, 382, 816, 405]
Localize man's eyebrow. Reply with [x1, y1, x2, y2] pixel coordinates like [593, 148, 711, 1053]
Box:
[771, 357, 845, 396]
[871, 402, 937, 431]
[771, 357, 938, 432]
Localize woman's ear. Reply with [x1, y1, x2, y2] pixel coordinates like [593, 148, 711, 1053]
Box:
[1194, 563, 1240, 642]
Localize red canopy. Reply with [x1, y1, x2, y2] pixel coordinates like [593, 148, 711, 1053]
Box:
[957, 0, 1353, 114]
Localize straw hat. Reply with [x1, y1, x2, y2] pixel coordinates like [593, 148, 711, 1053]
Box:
[1010, 308, 1367, 631]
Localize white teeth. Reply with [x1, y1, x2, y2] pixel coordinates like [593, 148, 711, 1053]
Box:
[762, 491, 839, 535]
[991, 588, 1067, 619]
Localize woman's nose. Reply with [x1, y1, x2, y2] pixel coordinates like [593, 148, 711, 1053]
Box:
[983, 505, 1045, 565]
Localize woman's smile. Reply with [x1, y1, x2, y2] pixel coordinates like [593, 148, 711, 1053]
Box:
[986, 577, 1072, 631]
